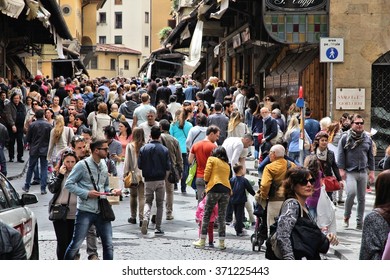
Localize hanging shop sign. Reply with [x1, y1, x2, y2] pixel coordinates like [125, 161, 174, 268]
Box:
[265, 0, 327, 12]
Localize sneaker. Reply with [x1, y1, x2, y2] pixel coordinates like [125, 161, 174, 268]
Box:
[31, 181, 40, 185]
[356, 223, 363, 230]
[17, 158, 25, 163]
[337, 200, 345, 204]
[155, 229, 165, 235]
[208, 242, 214, 248]
[41, 190, 47, 195]
[218, 240, 226, 250]
[254, 159, 259, 169]
[141, 220, 149, 234]
[343, 218, 349, 228]
[128, 217, 136, 224]
[9, 158, 14, 162]
[22, 187, 29, 193]
[166, 215, 174, 220]
[237, 229, 248, 237]
[193, 239, 205, 249]
[88, 254, 99, 260]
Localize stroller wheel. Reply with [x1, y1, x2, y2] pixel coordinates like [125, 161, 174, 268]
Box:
[250, 234, 255, 243]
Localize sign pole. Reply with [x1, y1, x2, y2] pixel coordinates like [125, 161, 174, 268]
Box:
[329, 62, 333, 119]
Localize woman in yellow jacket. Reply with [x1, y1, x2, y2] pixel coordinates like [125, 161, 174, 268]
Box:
[193, 146, 232, 250]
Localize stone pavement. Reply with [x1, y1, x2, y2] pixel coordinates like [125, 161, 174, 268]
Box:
[3, 147, 371, 260]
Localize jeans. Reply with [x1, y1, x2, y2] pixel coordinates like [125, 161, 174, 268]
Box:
[24, 155, 48, 191]
[344, 171, 367, 225]
[233, 203, 246, 234]
[181, 153, 189, 192]
[288, 151, 300, 163]
[253, 136, 260, 160]
[64, 210, 113, 260]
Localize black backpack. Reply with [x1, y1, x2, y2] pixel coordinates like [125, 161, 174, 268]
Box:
[86, 94, 104, 115]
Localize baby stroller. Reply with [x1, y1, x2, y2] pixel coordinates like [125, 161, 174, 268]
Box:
[250, 202, 268, 251]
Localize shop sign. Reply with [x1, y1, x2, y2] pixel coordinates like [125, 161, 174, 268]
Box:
[232, 34, 241, 49]
[265, 0, 327, 11]
[335, 88, 365, 110]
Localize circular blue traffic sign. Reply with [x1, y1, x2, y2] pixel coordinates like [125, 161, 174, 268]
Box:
[326, 47, 338, 60]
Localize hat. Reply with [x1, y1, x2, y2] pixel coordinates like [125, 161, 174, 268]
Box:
[35, 75, 42, 81]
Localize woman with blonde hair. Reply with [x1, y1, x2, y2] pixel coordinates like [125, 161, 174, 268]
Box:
[284, 116, 311, 162]
[92, 103, 111, 140]
[227, 111, 248, 137]
[47, 115, 74, 167]
[123, 127, 145, 226]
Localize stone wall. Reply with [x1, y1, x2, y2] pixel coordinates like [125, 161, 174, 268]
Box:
[329, 0, 390, 126]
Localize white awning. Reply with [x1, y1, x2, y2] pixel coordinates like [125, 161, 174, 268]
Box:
[185, 20, 204, 68]
[0, 0, 25, 18]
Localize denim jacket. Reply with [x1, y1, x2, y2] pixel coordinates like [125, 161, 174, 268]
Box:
[65, 156, 109, 214]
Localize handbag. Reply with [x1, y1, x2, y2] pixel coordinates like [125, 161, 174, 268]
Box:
[124, 145, 140, 188]
[49, 204, 69, 221]
[266, 198, 327, 260]
[124, 170, 139, 188]
[186, 160, 197, 186]
[323, 176, 341, 192]
[85, 160, 115, 222]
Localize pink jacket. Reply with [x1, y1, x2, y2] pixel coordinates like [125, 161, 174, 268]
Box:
[196, 196, 218, 223]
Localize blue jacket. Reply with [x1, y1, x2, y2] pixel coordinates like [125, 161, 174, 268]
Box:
[229, 176, 255, 204]
[65, 157, 110, 214]
[138, 140, 170, 181]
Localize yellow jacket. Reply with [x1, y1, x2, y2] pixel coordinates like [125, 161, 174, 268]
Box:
[260, 158, 296, 201]
[204, 156, 232, 194]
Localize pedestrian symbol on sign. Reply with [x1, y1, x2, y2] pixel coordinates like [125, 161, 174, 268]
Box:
[326, 47, 338, 60]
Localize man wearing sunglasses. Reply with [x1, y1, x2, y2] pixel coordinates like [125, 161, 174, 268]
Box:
[337, 114, 375, 230]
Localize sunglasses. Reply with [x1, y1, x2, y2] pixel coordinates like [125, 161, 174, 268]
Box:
[62, 150, 76, 157]
[298, 177, 316, 185]
[33, 103, 38, 105]
[264, 98, 270, 101]
[72, 135, 85, 142]
[353, 122, 364, 125]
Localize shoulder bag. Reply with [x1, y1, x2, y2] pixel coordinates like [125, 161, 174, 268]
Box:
[123, 145, 140, 188]
[323, 176, 341, 192]
[266, 198, 327, 260]
[49, 193, 71, 221]
[85, 160, 115, 222]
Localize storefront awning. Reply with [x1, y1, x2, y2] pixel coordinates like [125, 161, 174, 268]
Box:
[269, 47, 318, 76]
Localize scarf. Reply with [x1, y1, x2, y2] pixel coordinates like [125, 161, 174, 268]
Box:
[344, 130, 364, 150]
[316, 148, 327, 161]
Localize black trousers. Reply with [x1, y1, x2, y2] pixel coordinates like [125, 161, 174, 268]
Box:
[8, 127, 24, 160]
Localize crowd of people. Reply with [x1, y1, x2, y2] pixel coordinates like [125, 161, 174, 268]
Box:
[0, 74, 389, 260]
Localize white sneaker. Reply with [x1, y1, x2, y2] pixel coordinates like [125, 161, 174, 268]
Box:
[254, 160, 259, 169]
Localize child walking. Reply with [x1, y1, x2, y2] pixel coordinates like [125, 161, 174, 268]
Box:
[229, 164, 256, 236]
[195, 193, 218, 247]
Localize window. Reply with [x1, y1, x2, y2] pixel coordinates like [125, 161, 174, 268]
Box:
[115, 0, 122, 4]
[124, 60, 129, 70]
[144, 36, 149, 48]
[90, 56, 98, 69]
[99, 12, 106, 24]
[114, 36, 122, 44]
[145, 12, 149, 23]
[99, 36, 106, 44]
[111, 59, 116, 71]
[115, 12, 122, 29]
